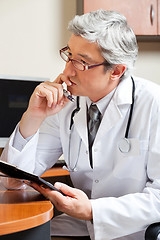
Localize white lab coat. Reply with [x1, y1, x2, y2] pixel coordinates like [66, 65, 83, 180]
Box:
[2, 76, 160, 240]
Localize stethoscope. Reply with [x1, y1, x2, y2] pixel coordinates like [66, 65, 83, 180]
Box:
[64, 76, 135, 172]
[118, 76, 135, 153]
[63, 96, 81, 172]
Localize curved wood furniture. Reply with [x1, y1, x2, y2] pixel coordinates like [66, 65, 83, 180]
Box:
[0, 185, 53, 240]
[41, 167, 69, 177]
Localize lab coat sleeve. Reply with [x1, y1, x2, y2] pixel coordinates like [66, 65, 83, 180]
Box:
[90, 99, 160, 240]
[1, 124, 39, 173]
[1, 114, 63, 189]
[0, 124, 39, 189]
[91, 190, 160, 240]
[34, 114, 63, 175]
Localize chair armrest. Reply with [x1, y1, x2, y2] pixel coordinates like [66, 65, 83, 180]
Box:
[145, 222, 160, 240]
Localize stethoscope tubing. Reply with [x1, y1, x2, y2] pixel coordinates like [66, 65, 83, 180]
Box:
[66, 129, 82, 172]
[125, 77, 135, 138]
[66, 77, 135, 171]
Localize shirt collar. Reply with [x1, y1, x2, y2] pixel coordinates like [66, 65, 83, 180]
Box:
[86, 88, 116, 116]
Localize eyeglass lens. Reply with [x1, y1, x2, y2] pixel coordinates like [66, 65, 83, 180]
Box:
[60, 50, 85, 71]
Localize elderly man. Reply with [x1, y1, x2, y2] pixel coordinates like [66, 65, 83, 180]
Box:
[2, 9, 160, 240]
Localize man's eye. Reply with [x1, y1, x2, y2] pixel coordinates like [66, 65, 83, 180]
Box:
[67, 52, 72, 57]
[81, 60, 89, 65]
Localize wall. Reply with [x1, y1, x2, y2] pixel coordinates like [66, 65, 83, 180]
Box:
[134, 41, 160, 84]
[0, 0, 76, 80]
[0, 0, 160, 84]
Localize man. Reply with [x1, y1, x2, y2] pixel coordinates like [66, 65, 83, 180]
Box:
[1, 9, 160, 240]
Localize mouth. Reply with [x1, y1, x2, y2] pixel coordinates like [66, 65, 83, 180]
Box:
[69, 79, 76, 86]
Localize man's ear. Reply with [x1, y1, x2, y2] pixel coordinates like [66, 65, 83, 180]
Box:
[110, 64, 126, 81]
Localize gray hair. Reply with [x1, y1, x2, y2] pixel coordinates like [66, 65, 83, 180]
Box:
[68, 9, 138, 79]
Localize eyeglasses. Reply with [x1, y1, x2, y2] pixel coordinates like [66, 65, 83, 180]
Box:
[59, 46, 110, 71]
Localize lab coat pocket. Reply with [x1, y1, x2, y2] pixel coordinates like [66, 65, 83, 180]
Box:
[114, 138, 149, 180]
[118, 138, 148, 157]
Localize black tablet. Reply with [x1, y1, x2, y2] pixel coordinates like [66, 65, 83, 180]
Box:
[0, 160, 63, 194]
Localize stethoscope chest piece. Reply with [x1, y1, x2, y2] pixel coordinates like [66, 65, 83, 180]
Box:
[118, 138, 131, 153]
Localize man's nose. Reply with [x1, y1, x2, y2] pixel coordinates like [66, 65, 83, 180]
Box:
[63, 60, 76, 77]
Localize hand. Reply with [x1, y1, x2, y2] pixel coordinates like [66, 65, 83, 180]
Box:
[19, 74, 72, 138]
[28, 81, 67, 118]
[26, 73, 72, 119]
[30, 182, 93, 221]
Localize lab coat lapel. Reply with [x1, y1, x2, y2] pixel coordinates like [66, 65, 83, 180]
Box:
[96, 100, 122, 141]
[73, 97, 88, 147]
[96, 77, 133, 142]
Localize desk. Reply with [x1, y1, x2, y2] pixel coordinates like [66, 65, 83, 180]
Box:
[41, 167, 70, 177]
[0, 184, 53, 240]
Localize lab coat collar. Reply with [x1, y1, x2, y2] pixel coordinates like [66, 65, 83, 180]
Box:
[114, 76, 133, 106]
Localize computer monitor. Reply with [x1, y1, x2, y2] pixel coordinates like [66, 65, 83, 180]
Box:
[0, 75, 48, 147]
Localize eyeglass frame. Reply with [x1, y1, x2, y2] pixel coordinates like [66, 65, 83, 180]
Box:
[59, 46, 110, 71]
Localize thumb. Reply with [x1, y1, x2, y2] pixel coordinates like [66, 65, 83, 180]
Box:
[54, 182, 76, 198]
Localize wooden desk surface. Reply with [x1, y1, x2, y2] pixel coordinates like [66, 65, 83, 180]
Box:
[41, 167, 70, 177]
[0, 185, 53, 236]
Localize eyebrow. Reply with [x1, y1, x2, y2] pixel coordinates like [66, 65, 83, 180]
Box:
[67, 44, 95, 63]
[78, 53, 94, 63]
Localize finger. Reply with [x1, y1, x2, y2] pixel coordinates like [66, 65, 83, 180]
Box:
[41, 82, 65, 105]
[46, 82, 64, 103]
[29, 182, 51, 199]
[44, 82, 71, 104]
[43, 85, 58, 105]
[45, 187, 72, 209]
[54, 182, 77, 198]
[55, 74, 72, 87]
[35, 86, 54, 107]
[36, 82, 62, 107]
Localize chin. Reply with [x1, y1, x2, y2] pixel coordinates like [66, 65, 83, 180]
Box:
[68, 87, 78, 96]
[68, 86, 87, 98]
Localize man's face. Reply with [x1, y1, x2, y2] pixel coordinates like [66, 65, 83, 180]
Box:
[63, 34, 117, 102]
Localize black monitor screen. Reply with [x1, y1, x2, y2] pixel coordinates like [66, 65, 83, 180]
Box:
[0, 78, 41, 138]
